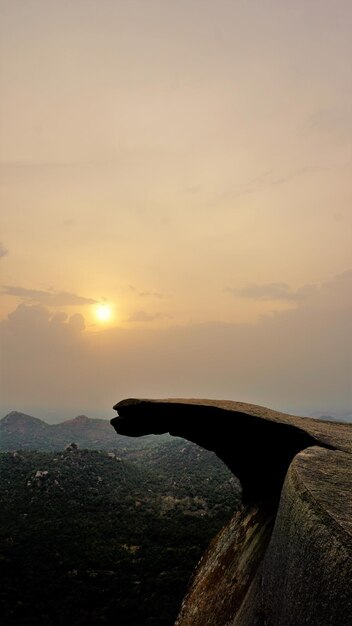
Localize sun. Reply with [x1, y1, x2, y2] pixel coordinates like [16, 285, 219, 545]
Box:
[95, 304, 112, 323]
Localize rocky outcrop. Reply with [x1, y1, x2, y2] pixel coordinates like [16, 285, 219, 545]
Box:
[111, 398, 352, 625]
[175, 503, 275, 625]
[111, 399, 351, 501]
[243, 446, 352, 626]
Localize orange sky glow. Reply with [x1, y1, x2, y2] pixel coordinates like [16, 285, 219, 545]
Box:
[0, 1, 351, 421]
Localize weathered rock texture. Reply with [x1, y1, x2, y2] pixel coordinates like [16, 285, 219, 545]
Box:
[111, 398, 352, 626]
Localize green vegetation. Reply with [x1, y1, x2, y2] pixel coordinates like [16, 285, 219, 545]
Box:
[0, 411, 168, 452]
[0, 440, 241, 625]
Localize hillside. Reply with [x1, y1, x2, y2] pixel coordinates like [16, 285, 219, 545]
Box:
[0, 411, 166, 451]
[0, 443, 240, 626]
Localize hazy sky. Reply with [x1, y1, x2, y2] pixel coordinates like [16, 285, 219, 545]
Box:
[1, 1, 351, 421]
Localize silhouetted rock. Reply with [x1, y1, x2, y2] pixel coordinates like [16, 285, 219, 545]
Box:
[111, 398, 352, 626]
[112, 398, 351, 502]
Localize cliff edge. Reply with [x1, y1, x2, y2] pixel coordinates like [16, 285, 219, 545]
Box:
[111, 399, 352, 625]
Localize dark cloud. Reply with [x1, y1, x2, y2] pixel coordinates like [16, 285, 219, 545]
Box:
[227, 281, 318, 301]
[68, 313, 86, 332]
[0, 242, 8, 259]
[3, 304, 86, 335]
[2, 285, 97, 306]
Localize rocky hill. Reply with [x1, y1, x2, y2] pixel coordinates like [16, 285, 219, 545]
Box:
[112, 398, 352, 626]
[0, 411, 163, 451]
[0, 441, 240, 626]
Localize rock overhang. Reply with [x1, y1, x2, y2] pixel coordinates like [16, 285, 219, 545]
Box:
[110, 398, 352, 625]
[111, 398, 351, 503]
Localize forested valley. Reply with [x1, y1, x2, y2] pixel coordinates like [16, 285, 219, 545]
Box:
[0, 432, 241, 625]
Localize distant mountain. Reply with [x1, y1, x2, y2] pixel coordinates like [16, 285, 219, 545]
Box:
[0, 411, 166, 451]
[312, 413, 352, 423]
[317, 415, 344, 423]
[0, 411, 50, 450]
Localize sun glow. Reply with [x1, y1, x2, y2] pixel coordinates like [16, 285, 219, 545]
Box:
[95, 304, 112, 323]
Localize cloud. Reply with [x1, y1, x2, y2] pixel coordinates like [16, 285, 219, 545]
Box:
[306, 108, 352, 143]
[0, 304, 87, 414]
[184, 185, 202, 195]
[2, 285, 97, 306]
[3, 304, 86, 334]
[227, 281, 318, 302]
[127, 310, 169, 322]
[228, 282, 294, 301]
[0, 271, 351, 419]
[0, 242, 8, 259]
[209, 165, 331, 208]
[139, 291, 166, 299]
[129, 285, 166, 299]
[68, 313, 86, 332]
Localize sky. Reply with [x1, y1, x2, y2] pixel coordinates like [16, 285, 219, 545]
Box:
[0, 0, 351, 422]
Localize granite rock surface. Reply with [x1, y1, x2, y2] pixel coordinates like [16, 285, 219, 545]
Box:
[111, 398, 352, 625]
